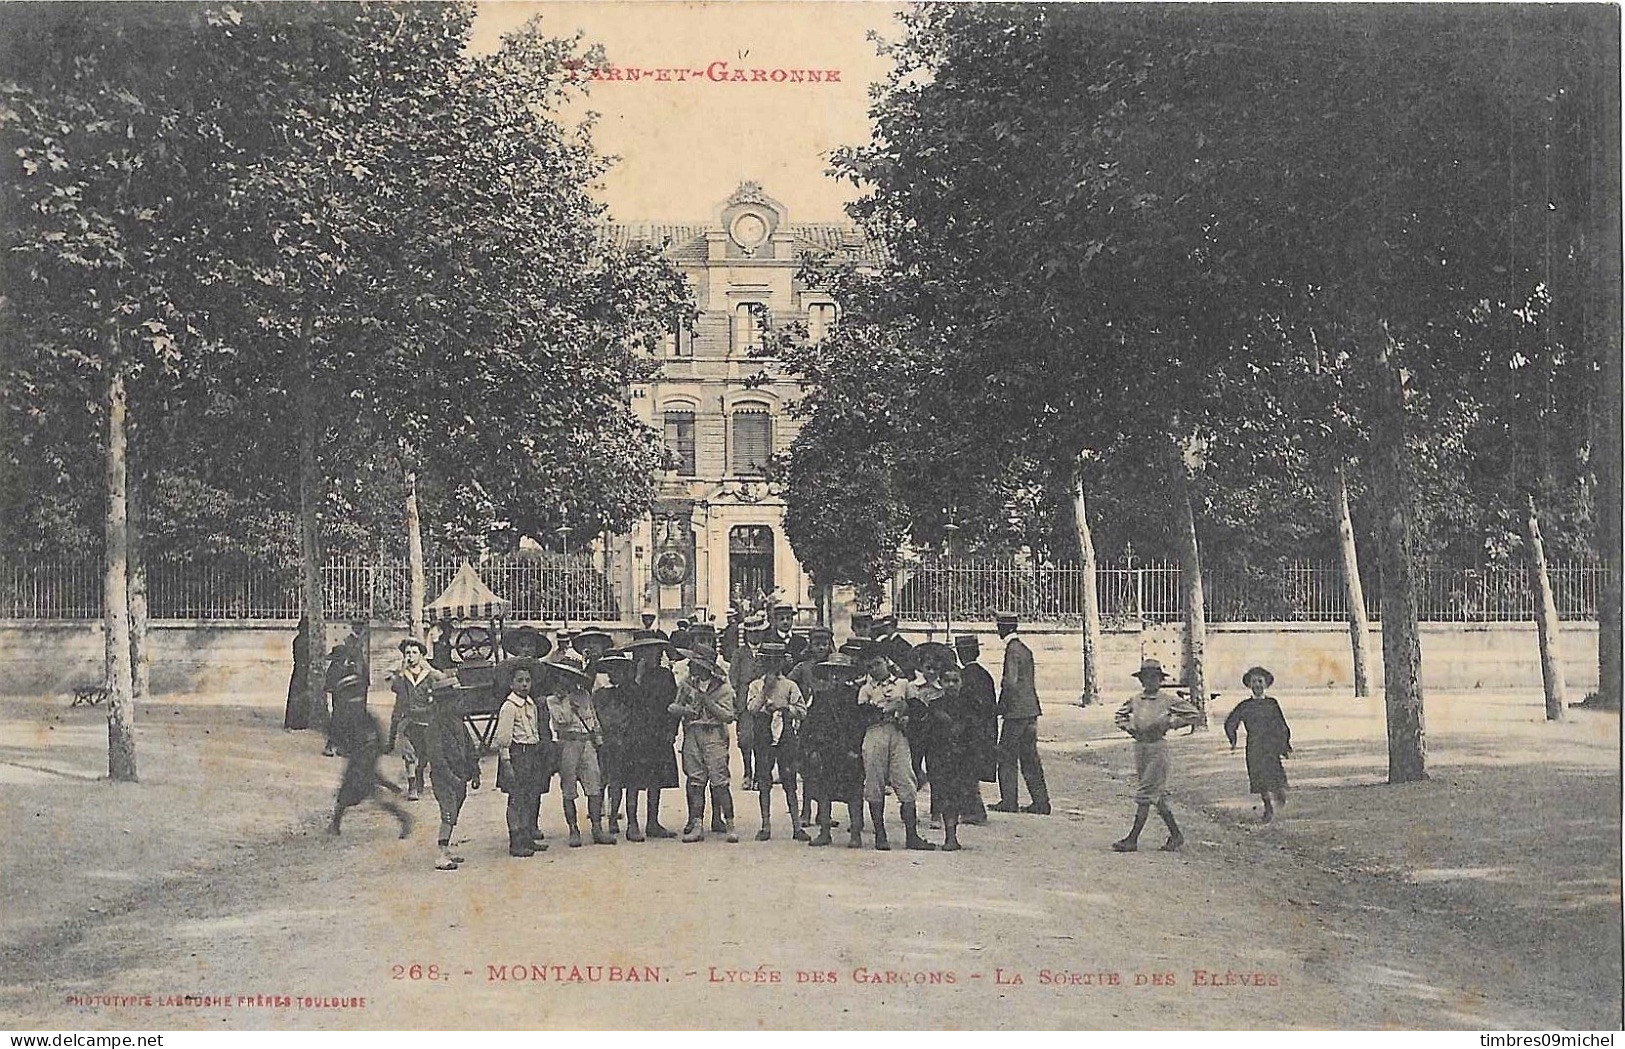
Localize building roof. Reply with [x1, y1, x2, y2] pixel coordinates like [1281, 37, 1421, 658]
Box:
[595, 222, 884, 265]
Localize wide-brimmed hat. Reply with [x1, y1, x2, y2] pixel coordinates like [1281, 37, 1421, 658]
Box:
[1134, 658, 1173, 682]
[678, 647, 721, 678]
[397, 637, 427, 655]
[502, 625, 553, 659]
[912, 641, 957, 672]
[1242, 665, 1275, 688]
[625, 630, 673, 656]
[814, 654, 864, 681]
[838, 637, 876, 658]
[545, 650, 593, 684]
[572, 629, 615, 657]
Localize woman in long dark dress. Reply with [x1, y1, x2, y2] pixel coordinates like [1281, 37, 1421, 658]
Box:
[622, 636, 681, 840]
[1223, 665, 1293, 822]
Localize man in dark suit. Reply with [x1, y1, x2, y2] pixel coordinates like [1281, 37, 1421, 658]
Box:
[990, 612, 1051, 814]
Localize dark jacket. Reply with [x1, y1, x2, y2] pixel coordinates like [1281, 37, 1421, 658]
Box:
[998, 635, 1041, 719]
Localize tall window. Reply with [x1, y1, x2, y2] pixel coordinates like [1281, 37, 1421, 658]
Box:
[672, 314, 692, 358]
[734, 302, 766, 354]
[807, 302, 837, 343]
[730, 409, 772, 476]
[663, 410, 696, 476]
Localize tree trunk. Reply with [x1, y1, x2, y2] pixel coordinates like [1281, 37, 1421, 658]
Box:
[1588, 14, 1622, 709]
[1331, 464, 1374, 697]
[126, 417, 149, 702]
[1071, 454, 1103, 706]
[1524, 495, 1568, 720]
[103, 359, 137, 781]
[297, 313, 328, 730]
[405, 460, 425, 643]
[1169, 440, 1208, 725]
[1366, 318, 1427, 783]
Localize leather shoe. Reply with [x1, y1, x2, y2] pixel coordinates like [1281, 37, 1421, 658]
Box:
[989, 802, 1020, 813]
[1021, 803, 1052, 815]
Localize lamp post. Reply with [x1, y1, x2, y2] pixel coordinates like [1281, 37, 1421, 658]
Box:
[558, 510, 573, 632]
[944, 512, 961, 642]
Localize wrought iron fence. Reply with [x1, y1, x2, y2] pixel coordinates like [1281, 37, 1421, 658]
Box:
[0, 556, 620, 623]
[891, 558, 1606, 625]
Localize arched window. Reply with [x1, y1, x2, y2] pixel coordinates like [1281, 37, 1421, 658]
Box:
[807, 302, 837, 343]
[730, 408, 772, 476]
[663, 409, 696, 476]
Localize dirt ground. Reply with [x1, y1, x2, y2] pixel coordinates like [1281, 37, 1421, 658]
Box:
[0, 681, 1618, 1030]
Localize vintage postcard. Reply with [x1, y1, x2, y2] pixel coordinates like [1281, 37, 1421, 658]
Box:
[0, 0, 1620, 1035]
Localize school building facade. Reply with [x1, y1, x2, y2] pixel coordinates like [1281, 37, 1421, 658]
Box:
[599, 182, 878, 630]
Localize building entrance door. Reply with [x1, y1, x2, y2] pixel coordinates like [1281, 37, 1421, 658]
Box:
[728, 525, 775, 609]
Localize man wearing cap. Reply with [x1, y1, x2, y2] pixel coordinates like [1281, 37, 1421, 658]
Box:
[1112, 659, 1202, 851]
[731, 610, 770, 789]
[857, 650, 936, 851]
[769, 602, 806, 661]
[545, 651, 615, 847]
[720, 607, 743, 662]
[495, 665, 547, 858]
[953, 635, 997, 825]
[386, 638, 446, 802]
[991, 612, 1051, 815]
[745, 642, 810, 841]
[670, 647, 739, 843]
[623, 631, 681, 841]
[800, 648, 867, 847]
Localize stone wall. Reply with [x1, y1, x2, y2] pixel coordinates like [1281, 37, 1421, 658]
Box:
[0, 619, 1602, 701]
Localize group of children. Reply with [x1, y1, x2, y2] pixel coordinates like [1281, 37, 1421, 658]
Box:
[325, 611, 1295, 868]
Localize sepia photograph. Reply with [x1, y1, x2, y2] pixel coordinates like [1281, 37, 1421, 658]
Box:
[0, 0, 1620, 1034]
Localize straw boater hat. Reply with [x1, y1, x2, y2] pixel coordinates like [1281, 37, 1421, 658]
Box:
[743, 610, 769, 632]
[994, 611, 1019, 629]
[1242, 666, 1275, 688]
[758, 641, 788, 666]
[1134, 658, 1173, 683]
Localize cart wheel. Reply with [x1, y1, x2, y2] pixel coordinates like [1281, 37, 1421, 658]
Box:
[454, 626, 494, 662]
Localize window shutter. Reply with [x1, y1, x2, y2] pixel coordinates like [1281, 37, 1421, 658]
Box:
[731, 410, 772, 476]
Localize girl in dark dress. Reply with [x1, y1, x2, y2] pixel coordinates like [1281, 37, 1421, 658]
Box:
[593, 654, 635, 838]
[622, 637, 681, 840]
[800, 655, 867, 848]
[1223, 666, 1293, 822]
[926, 667, 979, 851]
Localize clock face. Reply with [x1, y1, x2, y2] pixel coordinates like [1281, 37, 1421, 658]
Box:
[730, 212, 769, 250]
